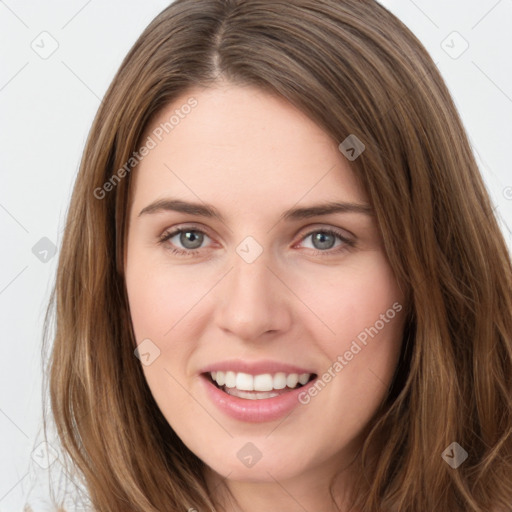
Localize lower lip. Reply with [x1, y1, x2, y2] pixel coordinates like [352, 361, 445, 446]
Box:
[200, 374, 317, 423]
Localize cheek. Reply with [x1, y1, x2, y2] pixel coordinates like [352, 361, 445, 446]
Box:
[124, 255, 205, 421]
[125, 252, 213, 343]
[296, 250, 404, 350]
[295, 251, 405, 422]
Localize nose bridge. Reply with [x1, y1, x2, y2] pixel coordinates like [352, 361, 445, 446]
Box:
[214, 240, 291, 340]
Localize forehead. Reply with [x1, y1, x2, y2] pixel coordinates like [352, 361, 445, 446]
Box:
[131, 84, 367, 215]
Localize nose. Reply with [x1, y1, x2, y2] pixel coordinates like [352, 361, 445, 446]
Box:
[213, 250, 293, 342]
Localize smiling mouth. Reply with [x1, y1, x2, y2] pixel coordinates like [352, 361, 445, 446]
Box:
[204, 370, 317, 400]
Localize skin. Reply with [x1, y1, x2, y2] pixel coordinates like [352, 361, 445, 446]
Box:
[124, 82, 406, 512]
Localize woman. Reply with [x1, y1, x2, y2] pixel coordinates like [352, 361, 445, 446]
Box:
[42, 0, 512, 510]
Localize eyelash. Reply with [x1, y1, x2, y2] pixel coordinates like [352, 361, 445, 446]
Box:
[158, 226, 356, 257]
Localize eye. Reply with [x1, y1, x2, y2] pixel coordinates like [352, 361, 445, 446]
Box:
[297, 228, 355, 254]
[158, 227, 212, 256]
[158, 225, 355, 257]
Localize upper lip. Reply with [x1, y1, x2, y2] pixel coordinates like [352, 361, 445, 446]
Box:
[200, 359, 316, 376]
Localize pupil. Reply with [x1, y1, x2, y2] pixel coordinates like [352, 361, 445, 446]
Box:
[181, 231, 203, 249]
[313, 232, 335, 250]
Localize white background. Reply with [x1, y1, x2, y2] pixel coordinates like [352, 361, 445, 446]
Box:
[0, 0, 511, 510]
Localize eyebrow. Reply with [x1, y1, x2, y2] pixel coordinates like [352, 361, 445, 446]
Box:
[138, 198, 374, 222]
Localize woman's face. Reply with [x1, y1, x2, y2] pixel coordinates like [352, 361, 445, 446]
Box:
[125, 83, 405, 487]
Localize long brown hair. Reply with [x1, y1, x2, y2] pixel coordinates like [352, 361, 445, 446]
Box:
[42, 0, 512, 510]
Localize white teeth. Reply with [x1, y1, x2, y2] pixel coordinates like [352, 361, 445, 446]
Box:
[216, 371, 225, 386]
[298, 373, 310, 385]
[273, 372, 287, 390]
[225, 388, 280, 400]
[286, 374, 299, 388]
[225, 371, 236, 388]
[235, 372, 254, 391]
[210, 371, 313, 391]
[254, 374, 273, 391]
